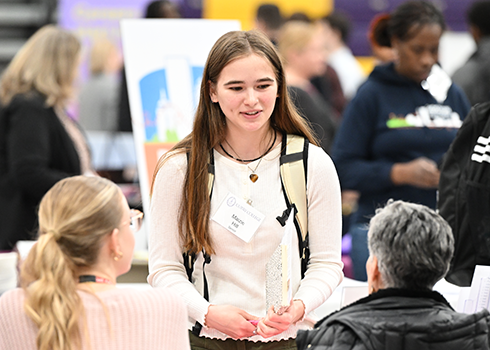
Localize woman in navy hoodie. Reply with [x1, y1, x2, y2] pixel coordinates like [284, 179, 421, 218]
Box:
[332, 1, 470, 281]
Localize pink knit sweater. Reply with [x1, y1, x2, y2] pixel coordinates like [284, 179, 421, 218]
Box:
[0, 287, 190, 350]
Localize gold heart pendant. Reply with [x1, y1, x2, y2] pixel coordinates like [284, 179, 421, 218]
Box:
[249, 174, 258, 183]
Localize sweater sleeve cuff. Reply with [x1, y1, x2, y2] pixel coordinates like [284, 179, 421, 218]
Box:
[293, 299, 307, 323]
[293, 292, 317, 319]
[188, 299, 211, 326]
[380, 162, 395, 186]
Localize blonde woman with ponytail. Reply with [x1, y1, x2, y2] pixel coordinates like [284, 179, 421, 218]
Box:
[0, 176, 190, 350]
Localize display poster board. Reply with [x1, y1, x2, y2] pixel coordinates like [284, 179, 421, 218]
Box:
[120, 19, 240, 226]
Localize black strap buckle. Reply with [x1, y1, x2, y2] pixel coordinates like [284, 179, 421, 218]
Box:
[276, 203, 297, 227]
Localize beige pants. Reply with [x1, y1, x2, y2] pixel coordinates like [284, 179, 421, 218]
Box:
[189, 331, 298, 350]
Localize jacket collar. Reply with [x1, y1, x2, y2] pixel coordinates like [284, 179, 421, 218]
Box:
[315, 287, 452, 328]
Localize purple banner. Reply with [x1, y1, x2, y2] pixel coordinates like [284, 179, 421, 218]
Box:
[58, 0, 147, 42]
[57, 0, 202, 84]
[58, 0, 202, 36]
[58, 0, 148, 82]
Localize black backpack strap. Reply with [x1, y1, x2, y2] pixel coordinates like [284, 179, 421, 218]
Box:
[185, 149, 215, 336]
[183, 251, 197, 282]
[208, 149, 215, 197]
[190, 252, 211, 336]
[277, 133, 310, 279]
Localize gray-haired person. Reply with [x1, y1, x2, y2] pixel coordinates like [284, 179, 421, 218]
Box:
[297, 200, 490, 350]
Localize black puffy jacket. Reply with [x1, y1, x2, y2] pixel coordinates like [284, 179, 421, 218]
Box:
[296, 288, 490, 350]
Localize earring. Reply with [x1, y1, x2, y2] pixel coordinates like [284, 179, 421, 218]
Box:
[113, 251, 123, 261]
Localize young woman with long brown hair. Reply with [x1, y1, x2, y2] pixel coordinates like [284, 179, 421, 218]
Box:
[149, 30, 343, 349]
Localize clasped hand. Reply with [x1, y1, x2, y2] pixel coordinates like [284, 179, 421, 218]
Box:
[256, 299, 305, 338]
[205, 304, 258, 339]
[391, 157, 440, 189]
[205, 300, 305, 339]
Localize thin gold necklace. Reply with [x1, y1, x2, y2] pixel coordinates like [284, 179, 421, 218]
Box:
[222, 131, 276, 183]
[247, 158, 263, 183]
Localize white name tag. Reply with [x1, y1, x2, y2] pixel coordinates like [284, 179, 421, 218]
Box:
[212, 192, 265, 242]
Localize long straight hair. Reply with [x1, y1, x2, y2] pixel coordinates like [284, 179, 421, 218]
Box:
[151, 30, 317, 255]
[21, 176, 123, 350]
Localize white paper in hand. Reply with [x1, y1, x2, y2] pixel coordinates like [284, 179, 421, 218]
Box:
[460, 265, 490, 314]
[265, 208, 294, 314]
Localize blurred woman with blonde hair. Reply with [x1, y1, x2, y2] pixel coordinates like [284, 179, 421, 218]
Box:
[0, 175, 190, 350]
[0, 25, 92, 251]
[78, 38, 122, 132]
[278, 20, 338, 153]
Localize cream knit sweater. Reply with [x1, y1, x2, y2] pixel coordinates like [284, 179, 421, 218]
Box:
[148, 142, 344, 342]
[0, 287, 190, 350]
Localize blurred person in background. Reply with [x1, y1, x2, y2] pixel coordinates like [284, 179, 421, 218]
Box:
[78, 38, 123, 132]
[368, 13, 397, 65]
[319, 11, 366, 101]
[452, 0, 490, 106]
[117, 0, 181, 132]
[278, 20, 338, 153]
[286, 12, 311, 23]
[0, 176, 190, 350]
[332, 1, 470, 281]
[281, 12, 346, 119]
[310, 54, 346, 120]
[296, 200, 490, 350]
[145, 0, 181, 18]
[254, 3, 283, 46]
[0, 25, 90, 251]
[296, 14, 347, 120]
[438, 100, 490, 286]
[336, 13, 398, 232]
